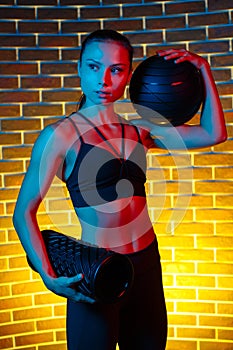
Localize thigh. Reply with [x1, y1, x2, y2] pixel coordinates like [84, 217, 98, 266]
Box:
[66, 300, 119, 350]
[119, 250, 167, 350]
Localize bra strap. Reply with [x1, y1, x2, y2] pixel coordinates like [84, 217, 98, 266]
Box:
[67, 115, 84, 142]
[78, 112, 123, 159]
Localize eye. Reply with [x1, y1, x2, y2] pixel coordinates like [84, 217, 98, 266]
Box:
[111, 66, 124, 74]
[88, 63, 99, 71]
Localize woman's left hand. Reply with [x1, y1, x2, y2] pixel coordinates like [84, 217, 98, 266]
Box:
[157, 48, 209, 71]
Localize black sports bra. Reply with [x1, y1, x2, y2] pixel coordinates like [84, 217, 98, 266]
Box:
[65, 113, 147, 208]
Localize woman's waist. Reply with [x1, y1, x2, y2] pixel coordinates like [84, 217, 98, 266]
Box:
[75, 196, 154, 253]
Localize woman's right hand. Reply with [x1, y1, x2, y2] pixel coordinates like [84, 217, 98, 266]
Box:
[41, 272, 96, 303]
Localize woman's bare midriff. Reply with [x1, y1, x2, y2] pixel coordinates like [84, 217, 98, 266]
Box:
[75, 196, 155, 254]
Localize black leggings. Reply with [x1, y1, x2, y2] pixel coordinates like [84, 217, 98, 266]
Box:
[66, 237, 167, 350]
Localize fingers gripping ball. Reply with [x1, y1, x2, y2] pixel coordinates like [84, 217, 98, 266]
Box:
[129, 55, 204, 126]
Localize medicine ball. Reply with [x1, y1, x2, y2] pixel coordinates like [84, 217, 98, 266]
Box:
[129, 55, 204, 126]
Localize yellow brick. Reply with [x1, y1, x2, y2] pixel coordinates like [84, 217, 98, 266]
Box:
[198, 262, 233, 275]
[185, 194, 213, 207]
[176, 301, 215, 314]
[1, 243, 25, 256]
[0, 321, 34, 336]
[152, 181, 193, 195]
[162, 274, 174, 286]
[166, 339, 197, 350]
[34, 292, 65, 306]
[197, 236, 233, 249]
[1, 296, 32, 310]
[216, 250, 233, 262]
[0, 161, 23, 174]
[4, 174, 24, 187]
[13, 306, 53, 321]
[56, 330, 66, 341]
[200, 340, 233, 349]
[218, 276, 233, 289]
[48, 198, 71, 211]
[6, 202, 17, 215]
[147, 195, 171, 208]
[0, 188, 19, 201]
[177, 327, 215, 339]
[215, 166, 233, 179]
[216, 194, 233, 207]
[54, 305, 66, 317]
[162, 262, 195, 274]
[218, 329, 233, 341]
[0, 202, 4, 214]
[0, 216, 14, 229]
[15, 332, 54, 347]
[196, 208, 233, 221]
[37, 318, 65, 331]
[154, 208, 194, 223]
[194, 154, 233, 166]
[147, 168, 170, 180]
[0, 311, 11, 323]
[159, 248, 173, 261]
[171, 222, 214, 235]
[175, 249, 214, 261]
[37, 213, 69, 226]
[176, 275, 215, 287]
[195, 181, 233, 194]
[0, 257, 8, 269]
[217, 303, 233, 315]
[164, 288, 196, 300]
[7, 229, 19, 242]
[173, 167, 211, 180]
[199, 289, 233, 302]
[9, 256, 28, 269]
[157, 236, 194, 248]
[200, 315, 232, 327]
[1, 270, 30, 283]
[165, 301, 174, 313]
[12, 280, 46, 295]
[0, 338, 13, 349]
[168, 314, 196, 325]
[0, 230, 7, 243]
[167, 326, 175, 337]
[0, 285, 11, 297]
[216, 222, 233, 235]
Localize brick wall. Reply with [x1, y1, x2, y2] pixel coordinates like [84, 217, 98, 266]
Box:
[0, 0, 233, 349]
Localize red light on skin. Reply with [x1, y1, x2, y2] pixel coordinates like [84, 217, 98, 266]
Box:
[171, 81, 183, 86]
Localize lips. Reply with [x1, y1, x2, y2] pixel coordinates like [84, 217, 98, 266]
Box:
[96, 91, 111, 99]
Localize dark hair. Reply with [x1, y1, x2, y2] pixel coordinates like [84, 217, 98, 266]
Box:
[78, 29, 133, 110]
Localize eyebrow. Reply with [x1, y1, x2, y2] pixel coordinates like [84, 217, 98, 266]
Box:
[86, 58, 128, 67]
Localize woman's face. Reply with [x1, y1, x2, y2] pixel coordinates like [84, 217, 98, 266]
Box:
[78, 41, 132, 108]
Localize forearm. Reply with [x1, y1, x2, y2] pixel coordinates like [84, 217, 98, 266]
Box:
[199, 61, 227, 144]
[13, 205, 56, 279]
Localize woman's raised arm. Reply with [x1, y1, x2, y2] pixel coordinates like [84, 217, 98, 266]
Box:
[132, 49, 227, 150]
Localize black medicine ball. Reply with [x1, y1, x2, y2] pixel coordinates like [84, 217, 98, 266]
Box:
[129, 55, 204, 126]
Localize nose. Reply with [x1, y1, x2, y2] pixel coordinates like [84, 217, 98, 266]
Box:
[99, 68, 111, 86]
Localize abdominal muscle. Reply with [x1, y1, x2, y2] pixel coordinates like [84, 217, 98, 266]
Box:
[75, 196, 155, 254]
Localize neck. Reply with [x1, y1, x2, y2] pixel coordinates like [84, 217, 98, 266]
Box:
[79, 103, 118, 126]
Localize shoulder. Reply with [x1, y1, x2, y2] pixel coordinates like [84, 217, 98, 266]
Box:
[32, 115, 79, 159]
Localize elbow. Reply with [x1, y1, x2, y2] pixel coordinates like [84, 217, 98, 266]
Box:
[212, 128, 228, 146]
[217, 127, 228, 144]
[13, 204, 22, 231]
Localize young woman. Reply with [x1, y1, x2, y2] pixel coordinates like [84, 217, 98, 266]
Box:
[13, 30, 227, 350]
